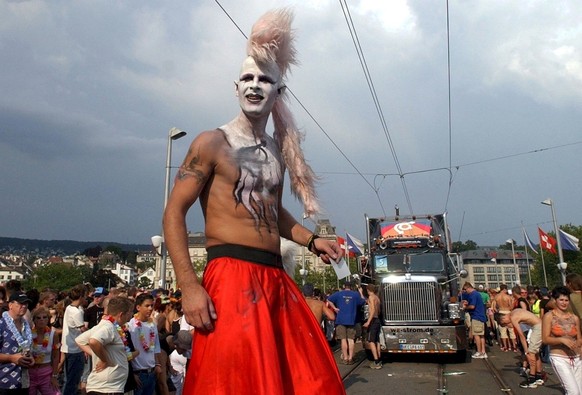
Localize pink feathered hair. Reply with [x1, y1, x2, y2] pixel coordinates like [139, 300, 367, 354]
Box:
[247, 8, 320, 217]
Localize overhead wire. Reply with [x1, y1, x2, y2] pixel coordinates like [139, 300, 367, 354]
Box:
[338, 0, 413, 216]
[444, 0, 454, 212]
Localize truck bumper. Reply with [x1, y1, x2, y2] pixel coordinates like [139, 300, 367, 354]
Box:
[379, 325, 467, 353]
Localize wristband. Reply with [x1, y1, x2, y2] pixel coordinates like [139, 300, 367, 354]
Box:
[307, 234, 320, 253]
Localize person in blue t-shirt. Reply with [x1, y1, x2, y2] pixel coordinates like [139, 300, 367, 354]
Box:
[462, 282, 488, 359]
[327, 281, 366, 364]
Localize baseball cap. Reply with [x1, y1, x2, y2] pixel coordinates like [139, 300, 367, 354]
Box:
[478, 284, 484, 290]
[9, 293, 31, 304]
[93, 287, 109, 297]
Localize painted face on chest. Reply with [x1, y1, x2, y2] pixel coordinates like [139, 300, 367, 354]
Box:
[225, 130, 283, 232]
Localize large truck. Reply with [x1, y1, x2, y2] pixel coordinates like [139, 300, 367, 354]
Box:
[359, 212, 468, 358]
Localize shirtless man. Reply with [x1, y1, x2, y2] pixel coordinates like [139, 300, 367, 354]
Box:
[493, 284, 517, 352]
[497, 309, 543, 388]
[302, 283, 335, 324]
[363, 284, 382, 369]
[163, 9, 344, 395]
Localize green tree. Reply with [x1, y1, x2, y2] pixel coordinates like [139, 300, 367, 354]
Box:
[137, 277, 152, 289]
[293, 256, 359, 294]
[83, 245, 102, 258]
[91, 269, 122, 289]
[105, 245, 123, 256]
[125, 251, 138, 265]
[452, 240, 478, 253]
[25, 263, 92, 291]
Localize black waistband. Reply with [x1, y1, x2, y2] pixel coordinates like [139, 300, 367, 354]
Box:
[207, 244, 283, 268]
[133, 367, 155, 374]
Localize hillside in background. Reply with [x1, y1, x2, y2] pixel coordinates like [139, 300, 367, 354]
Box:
[0, 236, 151, 256]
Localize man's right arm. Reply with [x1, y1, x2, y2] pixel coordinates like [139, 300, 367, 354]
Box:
[163, 131, 218, 332]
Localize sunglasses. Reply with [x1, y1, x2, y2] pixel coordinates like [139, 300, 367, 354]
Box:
[34, 316, 49, 319]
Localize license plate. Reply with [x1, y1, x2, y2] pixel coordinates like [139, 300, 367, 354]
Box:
[400, 344, 425, 350]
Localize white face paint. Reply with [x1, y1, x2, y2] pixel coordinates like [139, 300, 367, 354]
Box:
[235, 56, 281, 119]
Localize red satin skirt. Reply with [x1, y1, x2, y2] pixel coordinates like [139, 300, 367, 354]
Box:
[183, 256, 345, 395]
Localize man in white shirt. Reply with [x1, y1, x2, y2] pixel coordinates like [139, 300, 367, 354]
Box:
[61, 284, 87, 395]
[76, 297, 135, 395]
[127, 294, 161, 395]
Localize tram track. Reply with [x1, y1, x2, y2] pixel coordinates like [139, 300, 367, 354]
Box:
[340, 348, 526, 394]
[482, 358, 514, 394]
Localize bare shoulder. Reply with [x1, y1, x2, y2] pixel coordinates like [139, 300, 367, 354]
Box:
[188, 129, 228, 157]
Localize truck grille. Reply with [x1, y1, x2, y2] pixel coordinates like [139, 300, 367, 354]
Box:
[382, 281, 439, 322]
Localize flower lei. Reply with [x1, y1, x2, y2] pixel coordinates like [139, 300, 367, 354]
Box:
[133, 315, 155, 353]
[32, 326, 51, 364]
[102, 315, 133, 361]
[1, 311, 33, 354]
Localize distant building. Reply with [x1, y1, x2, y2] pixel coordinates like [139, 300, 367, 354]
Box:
[460, 248, 534, 289]
[0, 267, 25, 285]
[137, 250, 157, 264]
[112, 262, 136, 286]
[155, 232, 207, 290]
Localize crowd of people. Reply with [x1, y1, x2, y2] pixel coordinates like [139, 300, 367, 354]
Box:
[462, 273, 582, 392]
[0, 280, 193, 395]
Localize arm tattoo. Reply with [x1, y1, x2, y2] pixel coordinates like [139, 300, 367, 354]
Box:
[176, 148, 208, 184]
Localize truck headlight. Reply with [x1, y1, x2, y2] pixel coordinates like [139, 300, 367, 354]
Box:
[448, 303, 462, 319]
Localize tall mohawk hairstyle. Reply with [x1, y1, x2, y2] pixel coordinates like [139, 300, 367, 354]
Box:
[247, 8, 320, 217]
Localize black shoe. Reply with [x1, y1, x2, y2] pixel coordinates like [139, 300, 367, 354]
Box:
[519, 378, 538, 389]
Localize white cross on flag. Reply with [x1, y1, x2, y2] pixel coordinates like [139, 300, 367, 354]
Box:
[538, 227, 557, 254]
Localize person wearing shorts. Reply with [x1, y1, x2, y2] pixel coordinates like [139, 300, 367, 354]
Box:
[462, 282, 488, 359]
[363, 284, 382, 369]
[328, 282, 366, 365]
[498, 308, 544, 388]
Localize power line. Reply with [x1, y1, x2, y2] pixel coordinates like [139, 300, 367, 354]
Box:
[317, 139, 582, 177]
[444, 0, 454, 211]
[456, 140, 582, 168]
[338, 0, 413, 215]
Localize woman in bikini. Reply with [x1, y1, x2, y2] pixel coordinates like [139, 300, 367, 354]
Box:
[542, 286, 582, 394]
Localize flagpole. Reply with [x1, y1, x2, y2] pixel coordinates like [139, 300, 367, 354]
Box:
[542, 199, 566, 285]
[538, 230, 548, 287]
[522, 227, 532, 285]
[345, 231, 350, 281]
[524, 244, 532, 286]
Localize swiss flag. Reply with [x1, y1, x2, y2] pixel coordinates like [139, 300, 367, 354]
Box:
[336, 236, 356, 257]
[538, 227, 557, 254]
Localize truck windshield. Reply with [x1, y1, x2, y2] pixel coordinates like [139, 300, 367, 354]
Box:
[373, 252, 444, 274]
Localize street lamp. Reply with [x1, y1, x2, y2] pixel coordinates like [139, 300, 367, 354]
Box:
[506, 239, 520, 286]
[158, 127, 187, 289]
[541, 198, 567, 285]
[491, 258, 499, 286]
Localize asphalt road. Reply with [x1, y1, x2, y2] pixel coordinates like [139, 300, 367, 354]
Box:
[337, 342, 565, 395]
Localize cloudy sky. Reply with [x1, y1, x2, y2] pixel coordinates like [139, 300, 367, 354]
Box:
[1, 0, 581, 248]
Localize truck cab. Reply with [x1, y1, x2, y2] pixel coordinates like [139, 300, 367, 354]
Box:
[360, 213, 468, 357]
